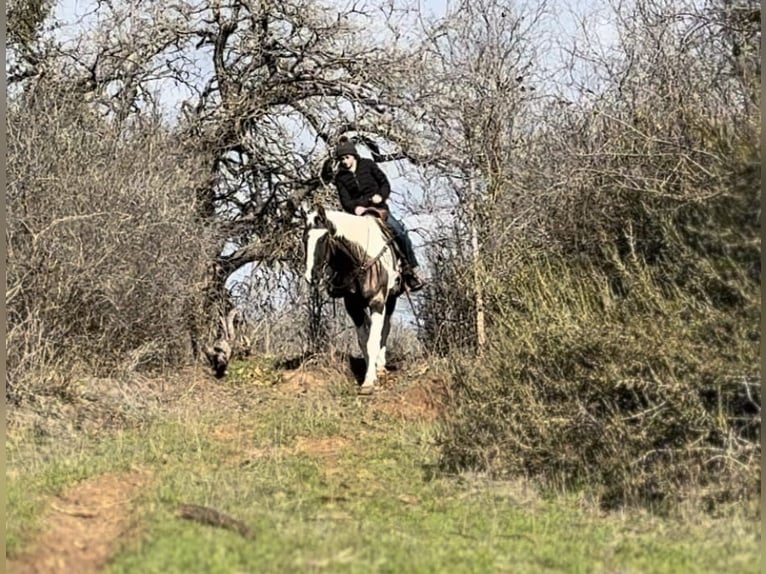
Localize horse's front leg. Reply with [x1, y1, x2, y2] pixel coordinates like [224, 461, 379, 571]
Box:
[344, 295, 371, 366]
[375, 294, 398, 374]
[360, 307, 385, 394]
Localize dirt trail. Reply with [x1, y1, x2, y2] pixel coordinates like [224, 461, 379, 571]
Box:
[7, 362, 446, 573]
[7, 471, 150, 574]
[279, 364, 448, 422]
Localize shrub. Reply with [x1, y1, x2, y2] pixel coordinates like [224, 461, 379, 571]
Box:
[7, 83, 216, 402]
[437, 249, 760, 508]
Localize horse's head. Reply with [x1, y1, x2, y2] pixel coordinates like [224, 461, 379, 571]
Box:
[303, 205, 336, 284]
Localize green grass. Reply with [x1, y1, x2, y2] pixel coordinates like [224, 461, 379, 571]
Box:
[6, 374, 761, 574]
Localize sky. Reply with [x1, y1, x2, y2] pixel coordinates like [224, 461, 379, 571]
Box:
[52, 0, 620, 111]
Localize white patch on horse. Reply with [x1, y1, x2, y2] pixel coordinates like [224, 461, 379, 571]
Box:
[304, 228, 328, 284]
[322, 211, 399, 293]
[362, 311, 385, 389]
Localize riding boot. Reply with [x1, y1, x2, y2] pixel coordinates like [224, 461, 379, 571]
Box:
[402, 266, 426, 292]
[387, 215, 426, 292]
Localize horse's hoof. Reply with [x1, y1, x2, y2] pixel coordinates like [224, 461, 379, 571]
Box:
[358, 384, 375, 396]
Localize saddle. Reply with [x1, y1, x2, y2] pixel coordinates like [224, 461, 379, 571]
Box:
[360, 206, 389, 221]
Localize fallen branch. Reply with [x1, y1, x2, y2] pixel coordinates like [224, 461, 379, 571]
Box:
[176, 503, 255, 540]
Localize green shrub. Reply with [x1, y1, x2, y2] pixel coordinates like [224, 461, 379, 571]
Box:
[438, 252, 760, 508]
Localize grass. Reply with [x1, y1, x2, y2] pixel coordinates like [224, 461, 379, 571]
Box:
[6, 365, 762, 574]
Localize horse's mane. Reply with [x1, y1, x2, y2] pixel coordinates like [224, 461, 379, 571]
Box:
[332, 234, 368, 266]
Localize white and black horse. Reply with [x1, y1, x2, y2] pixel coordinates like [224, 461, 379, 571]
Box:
[303, 206, 403, 394]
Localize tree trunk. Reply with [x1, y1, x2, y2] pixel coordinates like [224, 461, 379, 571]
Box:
[469, 176, 486, 355]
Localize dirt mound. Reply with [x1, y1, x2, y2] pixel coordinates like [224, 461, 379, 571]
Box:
[8, 470, 150, 574]
[276, 361, 449, 422]
[375, 377, 449, 421]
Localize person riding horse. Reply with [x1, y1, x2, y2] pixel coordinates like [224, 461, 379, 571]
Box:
[325, 139, 426, 292]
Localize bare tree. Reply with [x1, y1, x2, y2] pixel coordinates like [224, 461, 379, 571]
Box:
[6, 0, 57, 84]
[406, 0, 550, 353]
[531, 0, 761, 267]
[7, 0, 441, 372]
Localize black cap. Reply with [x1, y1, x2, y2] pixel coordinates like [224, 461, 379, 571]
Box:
[335, 139, 359, 159]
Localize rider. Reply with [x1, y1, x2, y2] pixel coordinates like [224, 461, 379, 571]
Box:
[329, 138, 426, 292]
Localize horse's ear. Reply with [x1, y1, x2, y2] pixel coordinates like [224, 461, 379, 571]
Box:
[297, 204, 309, 225]
[316, 204, 326, 223]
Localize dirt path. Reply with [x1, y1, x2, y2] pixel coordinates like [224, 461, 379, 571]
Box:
[7, 471, 150, 574]
[7, 362, 447, 573]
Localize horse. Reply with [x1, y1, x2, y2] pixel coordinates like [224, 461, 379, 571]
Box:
[303, 205, 403, 394]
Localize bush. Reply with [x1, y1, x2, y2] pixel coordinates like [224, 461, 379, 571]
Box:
[7, 83, 217, 402]
[437, 250, 760, 508]
[424, 0, 760, 507]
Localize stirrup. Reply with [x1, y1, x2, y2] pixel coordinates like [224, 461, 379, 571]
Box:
[404, 270, 426, 292]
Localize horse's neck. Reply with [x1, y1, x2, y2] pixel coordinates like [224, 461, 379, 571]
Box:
[327, 212, 383, 248]
[329, 236, 360, 264]
[320, 211, 397, 279]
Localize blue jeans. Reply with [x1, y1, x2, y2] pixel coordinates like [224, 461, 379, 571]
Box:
[387, 215, 419, 269]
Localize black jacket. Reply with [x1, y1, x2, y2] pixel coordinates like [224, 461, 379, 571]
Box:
[334, 158, 391, 213]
